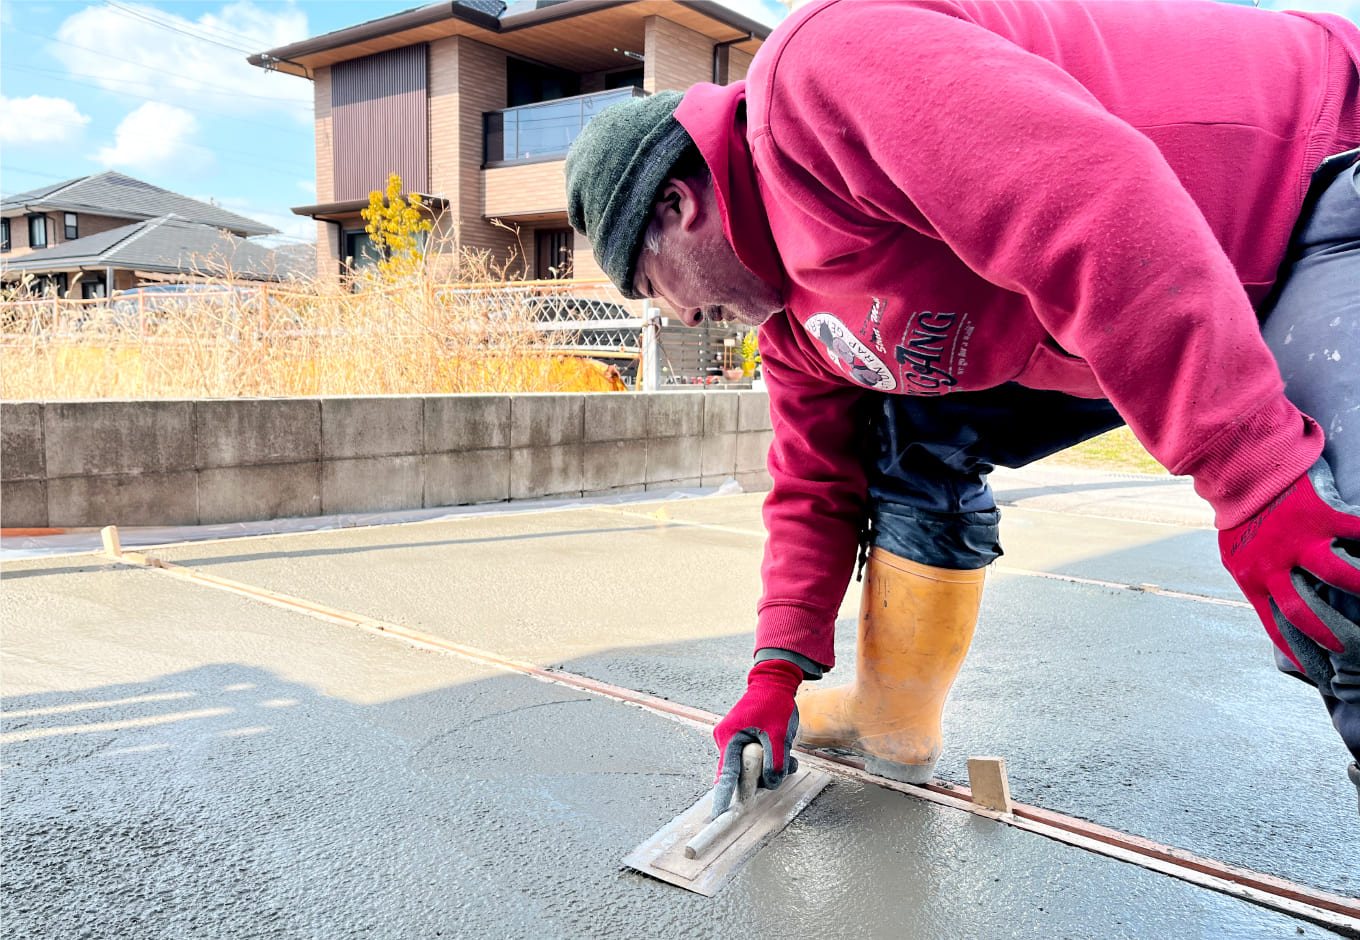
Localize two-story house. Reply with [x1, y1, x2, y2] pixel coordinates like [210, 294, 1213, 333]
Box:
[250, 0, 768, 285]
[0, 171, 284, 297]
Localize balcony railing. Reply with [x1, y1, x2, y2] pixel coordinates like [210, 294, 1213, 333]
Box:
[483, 87, 647, 167]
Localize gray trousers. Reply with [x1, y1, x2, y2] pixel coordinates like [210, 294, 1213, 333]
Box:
[865, 152, 1360, 759]
[1260, 154, 1360, 760]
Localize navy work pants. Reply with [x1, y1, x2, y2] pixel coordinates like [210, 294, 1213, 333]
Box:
[864, 153, 1360, 759]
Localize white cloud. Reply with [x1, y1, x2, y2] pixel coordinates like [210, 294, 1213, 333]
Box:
[709, 0, 790, 29]
[0, 95, 91, 146]
[209, 196, 317, 245]
[249, 213, 318, 246]
[54, 1, 313, 122]
[297, 179, 316, 197]
[96, 102, 217, 175]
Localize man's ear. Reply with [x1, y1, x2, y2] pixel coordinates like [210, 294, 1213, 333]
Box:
[656, 178, 703, 232]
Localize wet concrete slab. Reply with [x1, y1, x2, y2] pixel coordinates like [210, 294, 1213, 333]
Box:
[2, 555, 1349, 938]
[137, 495, 1359, 898]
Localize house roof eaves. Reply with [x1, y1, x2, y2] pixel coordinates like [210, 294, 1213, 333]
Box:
[248, 2, 483, 72]
[682, 1, 772, 41]
[496, 0, 630, 33]
[1, 202, 141, 221]
[249, 1, 770, 74]
[0, 202, 275, 237]
[291, 194, 450, 221]
[1, 220, 154, 271]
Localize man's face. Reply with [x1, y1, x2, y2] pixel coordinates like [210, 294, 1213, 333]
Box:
[633, 177, 783, 328]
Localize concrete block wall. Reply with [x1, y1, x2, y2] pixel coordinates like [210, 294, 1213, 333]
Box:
[0, 392, 774, 529]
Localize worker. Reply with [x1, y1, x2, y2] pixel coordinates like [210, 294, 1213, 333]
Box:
[565, 0, 1360, 814]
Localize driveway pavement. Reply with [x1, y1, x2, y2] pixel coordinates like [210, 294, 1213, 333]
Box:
[3, 469, 1356, 938]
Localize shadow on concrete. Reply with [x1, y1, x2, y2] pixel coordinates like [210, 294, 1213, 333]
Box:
[997, 476, 1191, 501]
[0, 559, 124, 581]
[147, 522, 668, 570]
[4, 503, 1356, 937]
[4, 656, 1348, 940]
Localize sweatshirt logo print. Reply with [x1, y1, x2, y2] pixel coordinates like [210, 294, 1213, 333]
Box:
[895, 310, 966, 396]
[806, 312, 897, 391]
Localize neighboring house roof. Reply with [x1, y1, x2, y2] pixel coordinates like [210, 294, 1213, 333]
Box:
[0, 215, 300, 281]
[0, 171, 276, 237]
[250, 0, 769, 76]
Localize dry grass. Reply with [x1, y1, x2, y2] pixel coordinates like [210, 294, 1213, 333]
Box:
[1, 250, 635, 399]
[1039, 426, 1167, 475]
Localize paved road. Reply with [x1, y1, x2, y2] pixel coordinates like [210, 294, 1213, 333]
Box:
[3, 482, 1356, 938]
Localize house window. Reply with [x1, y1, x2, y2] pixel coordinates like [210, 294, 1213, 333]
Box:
[64, 212, 78, 240]
[605, 68, 643, 91]
[27, 214, 47, 249]
[1, 219, 9, 252]
[535, 228, 574, 280]
[81, 276, 107, 300]
[342, 229, 383, 272]
[507, 58, 579, 108]
[34, 272, 68, 297]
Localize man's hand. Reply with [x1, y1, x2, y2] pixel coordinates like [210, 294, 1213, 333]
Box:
[711, 659, 803, 818]
[1219, 459, 1360, 678]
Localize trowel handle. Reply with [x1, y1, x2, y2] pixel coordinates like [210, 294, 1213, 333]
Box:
[737, 741, 763, 807]
[683, 742, 768, 860]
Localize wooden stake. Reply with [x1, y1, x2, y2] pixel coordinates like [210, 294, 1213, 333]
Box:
[967, 756, 1014, 814]
[100, 525, 122, 558]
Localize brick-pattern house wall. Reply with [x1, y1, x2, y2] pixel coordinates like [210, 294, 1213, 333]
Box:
[428, 38, 458, 201]
[571, 236, 606, 282]
[483, 162, 566, 219]
[425, 36, 521, 277]
[456, 37, 518, 269]
[427, 36, 460, 281]
[318, 219, 343, 284]
[314, 65, 335, 279]
[644, 16, 715, 93]
[5, 213, 55, 257]
[728, 48, 753, 82]
[76, 214, 136, 241]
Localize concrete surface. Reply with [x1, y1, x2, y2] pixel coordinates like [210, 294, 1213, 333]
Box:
[0, 392, 775, 529]
[991, 463, 1216, 528]
[3, 479, 1358, 938]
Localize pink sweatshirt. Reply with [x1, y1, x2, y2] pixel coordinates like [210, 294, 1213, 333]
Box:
[674, 0, 1360, 668]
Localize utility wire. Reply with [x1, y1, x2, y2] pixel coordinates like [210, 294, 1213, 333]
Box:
[7, 62, 312, 113]
[5, 25, 312, 112]
[102, 0, 262, 56]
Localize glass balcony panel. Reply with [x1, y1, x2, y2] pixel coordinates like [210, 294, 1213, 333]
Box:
[484, 87, 645, 166]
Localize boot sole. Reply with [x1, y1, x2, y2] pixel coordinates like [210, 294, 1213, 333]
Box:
[803, 744, 936, 785]
[864, 755, 935, 785]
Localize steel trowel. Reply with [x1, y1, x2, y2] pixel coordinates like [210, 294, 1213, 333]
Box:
[623, 741, 831, 896]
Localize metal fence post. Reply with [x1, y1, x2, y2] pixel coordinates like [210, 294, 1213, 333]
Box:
[641, 302, 661, 391]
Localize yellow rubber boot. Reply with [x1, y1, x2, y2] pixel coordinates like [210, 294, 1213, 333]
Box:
[796, 547, 984, 783]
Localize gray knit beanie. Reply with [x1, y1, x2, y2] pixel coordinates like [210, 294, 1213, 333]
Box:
[565, 91, 693, 299]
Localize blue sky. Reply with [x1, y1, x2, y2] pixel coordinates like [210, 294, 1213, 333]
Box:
[1, 0, 1354, 245]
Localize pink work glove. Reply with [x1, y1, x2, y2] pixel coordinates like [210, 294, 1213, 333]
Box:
[711, 659, 803, 817]
[1219, 460, 1360, 672]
